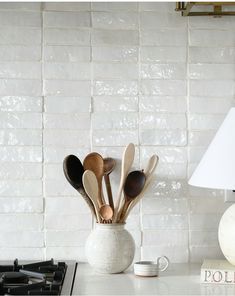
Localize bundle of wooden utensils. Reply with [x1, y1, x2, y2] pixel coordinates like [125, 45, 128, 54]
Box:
[63, 143, 159, 224]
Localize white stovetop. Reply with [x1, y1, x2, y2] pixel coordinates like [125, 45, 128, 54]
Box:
[72, 263, 235, 295]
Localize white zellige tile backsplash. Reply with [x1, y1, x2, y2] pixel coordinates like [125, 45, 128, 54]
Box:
[0, 2, 234, 263]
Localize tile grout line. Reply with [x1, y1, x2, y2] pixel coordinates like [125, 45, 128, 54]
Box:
[186, 16, 191, 264]
[40, 2, 46, 260]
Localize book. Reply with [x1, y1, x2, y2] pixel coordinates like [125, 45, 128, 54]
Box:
[201, 259, 235, 284]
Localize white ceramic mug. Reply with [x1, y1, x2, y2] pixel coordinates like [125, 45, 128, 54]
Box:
[134, 256, 169, 277]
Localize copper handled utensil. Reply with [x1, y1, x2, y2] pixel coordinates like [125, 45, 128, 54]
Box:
[63, 155, 97, 220]
[121, 155, 159, 222]
[82, 170, 102, 223]
[83, 152, 105, 207]
[103, 158, 116, 211]
[113, 143, 135, 222]
[118, 170, 146, 223]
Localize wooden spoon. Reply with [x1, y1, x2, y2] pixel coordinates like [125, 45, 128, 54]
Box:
[118, 170, 146, 223]
[103, 158, 116, 211]
[99, 204, 113, 222]
[83, 152, 105, 207]
[144, 155, 159, 179]
[113, 143, 135, 222]
[63, 155, 96, 219]
[82, 170, 101, 223]
[122, 155, 159, 222]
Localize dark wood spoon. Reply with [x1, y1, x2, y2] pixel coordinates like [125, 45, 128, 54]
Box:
[103, 158, 116, 211]
[118, 170, 146, 223]
[63, 155, 96, 219]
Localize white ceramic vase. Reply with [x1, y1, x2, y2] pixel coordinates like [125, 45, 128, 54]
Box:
[85, 223, 135, 274]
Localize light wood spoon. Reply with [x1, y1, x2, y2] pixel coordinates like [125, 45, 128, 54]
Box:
[82, 170, 101, 223]
[63, 155, 96, 220]
[121, 155, 159, 222]
[118, 170, 146, 223]
[144, 155, 159, 179]
[113, 143, 135, 222]
[83, 152, 105, 207]
[103, 158, 116, 211]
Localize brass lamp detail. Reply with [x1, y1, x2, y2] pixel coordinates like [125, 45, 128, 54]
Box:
[176, 2, 235, 16]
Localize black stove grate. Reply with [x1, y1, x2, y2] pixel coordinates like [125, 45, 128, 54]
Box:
[0, 259, 67, 295]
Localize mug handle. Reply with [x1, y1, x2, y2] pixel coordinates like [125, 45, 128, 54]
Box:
[157, 256, 169, 272]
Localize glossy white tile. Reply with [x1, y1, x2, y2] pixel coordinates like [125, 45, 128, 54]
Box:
[190, 29, 235, 46]
[44, 28, 90, 45]
[140, 12, 186, 29]
[141, 63, 186, 79]
[44, 46, 90, 62]
[44, 80, 90, 96]
[0, 45, 41, 61]
[44, 11, 91, 28]
[44, 2, 90, 11]
[0, 198, 43, 213]
[44, 96, 91, 113]
[0, 27, 41, 45]
[92, 29, 139, 45]
[140, 130, 187, 146]
[0, 11, 41, 27]
[140, 80, 187, 96]
[92, 112, 138, 130]
[92, 11, 138, 30]
[93, 63, 138, 80]
[93, 96, 138, 112]
[44, 62, 90, 80]
[0, 129, 42, 145]
[0, 96, 42, 112]
[139, 96, 187, 113]
[93, 80, 138, 96]
[141, 46, 187, 62]
[91, 2, 138, 11]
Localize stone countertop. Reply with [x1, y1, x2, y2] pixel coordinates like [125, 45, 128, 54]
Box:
[72, 262, 235, 295]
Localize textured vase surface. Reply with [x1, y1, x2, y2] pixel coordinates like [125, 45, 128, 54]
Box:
[85, 223, 135, 274]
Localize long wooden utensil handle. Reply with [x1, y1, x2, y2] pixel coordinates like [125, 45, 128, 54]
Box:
[104, 174, 114, 210]
[113, 143, 135, 222]
[77, 188, 97, 221]
[118, 200, 131, 223]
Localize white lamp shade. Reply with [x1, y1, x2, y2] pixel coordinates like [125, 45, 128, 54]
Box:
[189, 108, 235, 190]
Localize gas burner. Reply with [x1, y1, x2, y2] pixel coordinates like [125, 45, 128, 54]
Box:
[0, 259, 77, 295]
[0, 272, 28, 285]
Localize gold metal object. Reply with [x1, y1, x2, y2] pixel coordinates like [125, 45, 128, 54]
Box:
[175, 2, 235, 16]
